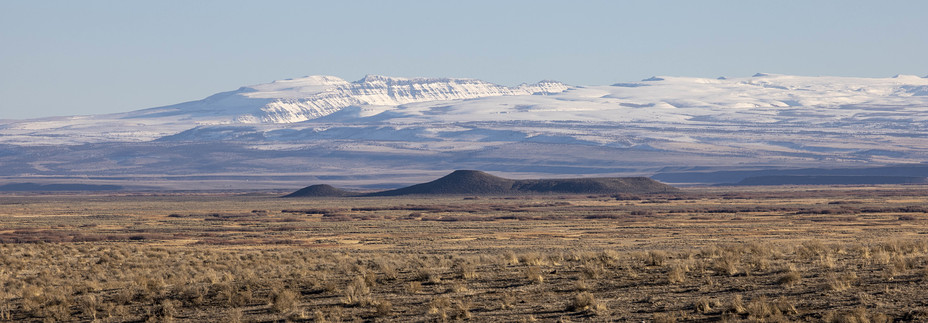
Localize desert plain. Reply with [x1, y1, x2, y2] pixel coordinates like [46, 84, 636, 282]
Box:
[1, 185, 928, 322]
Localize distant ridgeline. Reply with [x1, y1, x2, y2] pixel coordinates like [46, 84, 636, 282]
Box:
[733, 176, 928, 186]
[0, 183, 123, 191]
[283, 170, 678, 197]
[652, 164, 928, 186]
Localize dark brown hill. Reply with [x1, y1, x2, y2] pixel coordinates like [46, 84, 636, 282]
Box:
[512, 177, 676, 194]
[363, 170, 678, 196]
[365, 170, 517, 196]
[282, 184, 354, 197]
[283, 170, 678, 198]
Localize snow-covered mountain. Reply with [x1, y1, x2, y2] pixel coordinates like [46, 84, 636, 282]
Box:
[1, 74, 926, 189]
[127, 75, 568, 123]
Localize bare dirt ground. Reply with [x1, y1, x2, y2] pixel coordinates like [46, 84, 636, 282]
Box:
[1, 185, 927, 322]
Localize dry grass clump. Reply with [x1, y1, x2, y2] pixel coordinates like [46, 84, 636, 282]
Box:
[693, 296, 719, 314]
[713, 251, 741, 276]
[776, 265, 802, 287]
[452, 258, 478, 280]
[826, 272, 859, 292]
[744, 296, 798, 320]
[310, 307, 346, 323]
[519, 252, 548, 266]
[428, 296, 472, 322]
[270, 288, 299, 314]
[497, 291, 518, 310]
[373, 299, 393, 317]
[154, 299, 178, 322]
[342, 276, 371, 305]
[374, 257, 400, 281]
[920, 263, 928, 282]
[523, 266, 544, 284]
[823, 307, 892, 323]
[727, 294, 747, 315]
[579, 260, 605, 280]
[416, 266, 443, 284]
[667, 263, 687, 284]
[447, 281, 469, 293]
[0, 299, 11, 321]
[568, 291, 607, 315]
[406, 281, 423, 294]
[646, 250, 668, 267]
[652, 311, 681, 323]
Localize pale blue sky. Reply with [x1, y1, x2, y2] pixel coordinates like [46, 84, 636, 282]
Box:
[1, 1, 926, 119]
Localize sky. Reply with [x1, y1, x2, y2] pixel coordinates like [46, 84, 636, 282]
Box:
[1, 1, 927, 119]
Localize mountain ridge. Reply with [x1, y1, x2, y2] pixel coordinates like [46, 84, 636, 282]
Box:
[126, 75, 568, 124]
[2, 73, 927, 190]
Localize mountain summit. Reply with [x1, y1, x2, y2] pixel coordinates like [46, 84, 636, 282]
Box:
[128, 75, 568, 124]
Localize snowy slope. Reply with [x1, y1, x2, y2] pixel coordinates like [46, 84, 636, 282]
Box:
[1, 73, 927, 189]
[4, 73, 926, 144]
[125, 75, 568, 123]
[0, 75, 567, 144]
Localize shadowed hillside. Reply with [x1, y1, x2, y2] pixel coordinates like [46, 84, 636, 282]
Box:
[366, 170, 517, 196]
[512, 177, 677, 194]
[281, 184, 354, 197]
[284, 170, 678, 197]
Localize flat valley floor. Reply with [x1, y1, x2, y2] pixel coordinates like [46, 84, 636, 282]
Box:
[1, 185, 927, 322]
